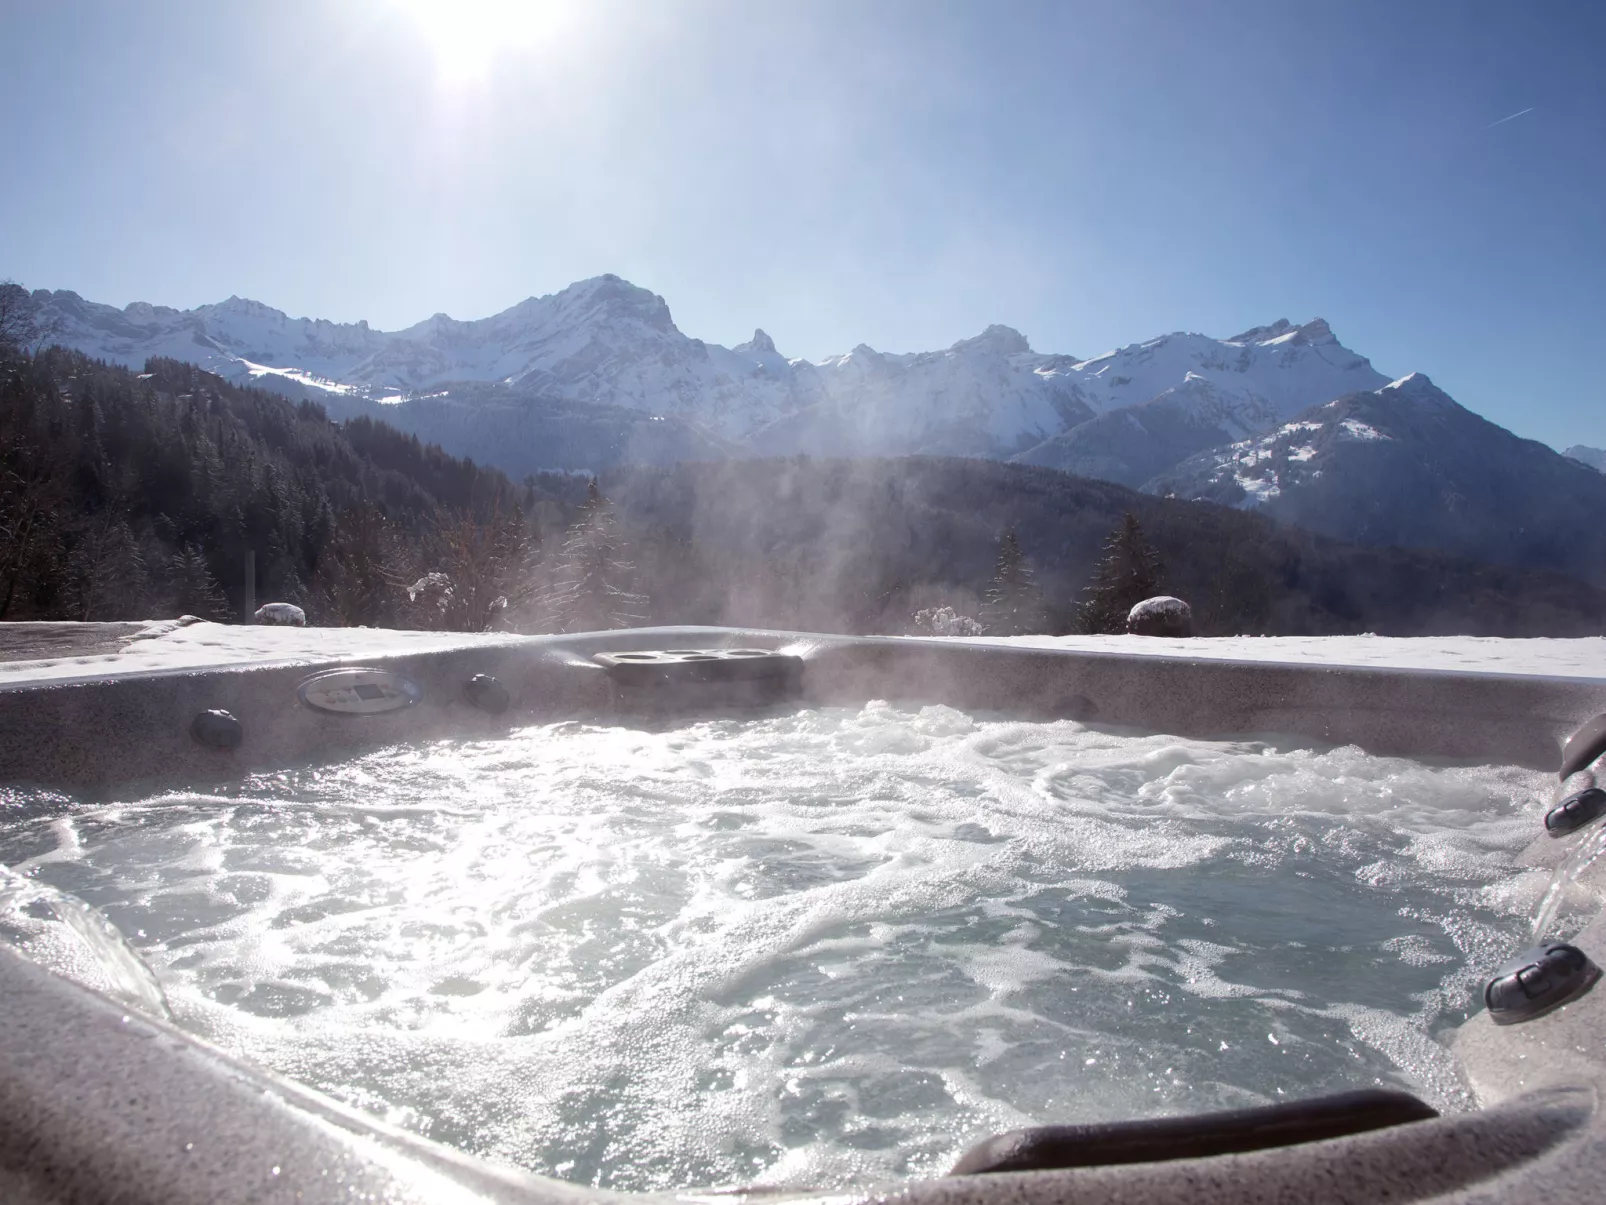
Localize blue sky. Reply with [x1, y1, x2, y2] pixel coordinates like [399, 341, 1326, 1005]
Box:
[2, 0, 1602, 449]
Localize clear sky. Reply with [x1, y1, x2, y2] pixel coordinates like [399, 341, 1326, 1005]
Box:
[2, 0, 1602, 449]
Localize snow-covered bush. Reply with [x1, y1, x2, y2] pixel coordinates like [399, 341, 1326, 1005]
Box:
[406, 572, 454, 615]
[912, 605, 986, 637]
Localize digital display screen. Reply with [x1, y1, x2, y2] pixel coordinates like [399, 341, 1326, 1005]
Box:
[352, 683, 388, 701]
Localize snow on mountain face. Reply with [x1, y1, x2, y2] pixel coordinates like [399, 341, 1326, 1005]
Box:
[1145, 372, 1448, 506]
[1006, 321, 1387, 487]
[1064, 317, 1387, 421]
[33, 276, 804, 439]
[32, 277, 1385, 461]
[1011, 375, 1276, 487]
[1143, 373, 1606, 585]
[748, 325, 1095, 457]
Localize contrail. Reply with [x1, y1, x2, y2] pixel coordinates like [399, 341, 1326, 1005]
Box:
[1486, 106, 1535, 129]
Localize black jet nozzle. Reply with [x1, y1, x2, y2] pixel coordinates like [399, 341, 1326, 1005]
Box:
[1545, 788, 1606, 837]
[190, 709, 243, 750]
[1485, 943, 1600, 1025]
[463, 673, 511, 714]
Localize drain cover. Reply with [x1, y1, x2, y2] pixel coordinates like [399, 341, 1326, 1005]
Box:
[297, 668, 422, 715]
[594, 648, 800, 686]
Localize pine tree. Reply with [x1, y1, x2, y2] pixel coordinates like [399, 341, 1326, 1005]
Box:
[1076, 512, 1163, 634]
[66, 516, 148, 620]
[531, 480, 647, 633]
[308, 503, 407, 628]
[165, 543, 230, 620]
[979, 528, 1041, 635]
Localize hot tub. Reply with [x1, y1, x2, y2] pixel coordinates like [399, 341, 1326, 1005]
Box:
[2, 627, 1605, 1205]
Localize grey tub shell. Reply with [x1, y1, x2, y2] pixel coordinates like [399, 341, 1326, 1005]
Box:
[3, 625, 1606, 1204]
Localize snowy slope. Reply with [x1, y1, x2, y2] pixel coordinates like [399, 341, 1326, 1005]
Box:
[1146, 373, 1606, 584]
[33, 278, 1386, 463]
[747, 325, 1094, 457]
[1011, 319, 1388, 482]
[1011, 375, 1281, 487]
[1064, 319, 1386, 415]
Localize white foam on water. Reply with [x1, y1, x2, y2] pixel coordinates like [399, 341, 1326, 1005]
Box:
[0, 704, 1554, 1190]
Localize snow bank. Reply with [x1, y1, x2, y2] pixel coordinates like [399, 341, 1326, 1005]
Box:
[949, 633, 1606, 680]
[4, 621, 1605, 689]
[0, 621, 516, 687]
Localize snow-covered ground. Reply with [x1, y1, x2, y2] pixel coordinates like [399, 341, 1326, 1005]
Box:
[958, 633, 1606, 680]
[3, 620, 1606, 688]
[0, 620, 517, 688]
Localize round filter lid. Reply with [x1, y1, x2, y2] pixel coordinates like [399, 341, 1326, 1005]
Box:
[297, 668, 422, 715]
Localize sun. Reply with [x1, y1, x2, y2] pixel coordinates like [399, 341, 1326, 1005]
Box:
[390, 0, 572, 89]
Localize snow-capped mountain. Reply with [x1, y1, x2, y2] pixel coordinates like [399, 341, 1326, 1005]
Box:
[746, 325, 1095, 457]
[32, 276, 804, 440]
[1046, 318, 1385, 416]
[1145, 373, 1606, 585]
[30, 277, 1386, 464]
[1010, 319, 1389, 485]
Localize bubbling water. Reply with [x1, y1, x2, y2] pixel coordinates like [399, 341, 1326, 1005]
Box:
[0, 704, 1552, 1190]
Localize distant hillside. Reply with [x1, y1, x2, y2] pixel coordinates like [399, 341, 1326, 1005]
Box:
[0, 345, 527, 624]
[320, 382, 736, 477]
[1147, 374, 1606, 586]
[568, 457, 1606, 638]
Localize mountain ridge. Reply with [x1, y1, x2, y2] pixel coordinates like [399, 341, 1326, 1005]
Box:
[29, 276, 1388, 462]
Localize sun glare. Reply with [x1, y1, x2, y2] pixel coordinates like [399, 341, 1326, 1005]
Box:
[391, 0, 575, 89]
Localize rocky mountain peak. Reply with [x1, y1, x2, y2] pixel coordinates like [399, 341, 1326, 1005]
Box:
[952, 324, 1032, 356]
[1226, 318, 1294, 344]
[1375, 372, 1457, 411]
[1225, 317, 1336, 346]
[554, 274, 676, 333]
[1381, 371, 1434, 392]
[735, 328, 777, 356]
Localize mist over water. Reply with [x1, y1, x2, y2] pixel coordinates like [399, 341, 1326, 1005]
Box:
[0, 706, 1552, 1190]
